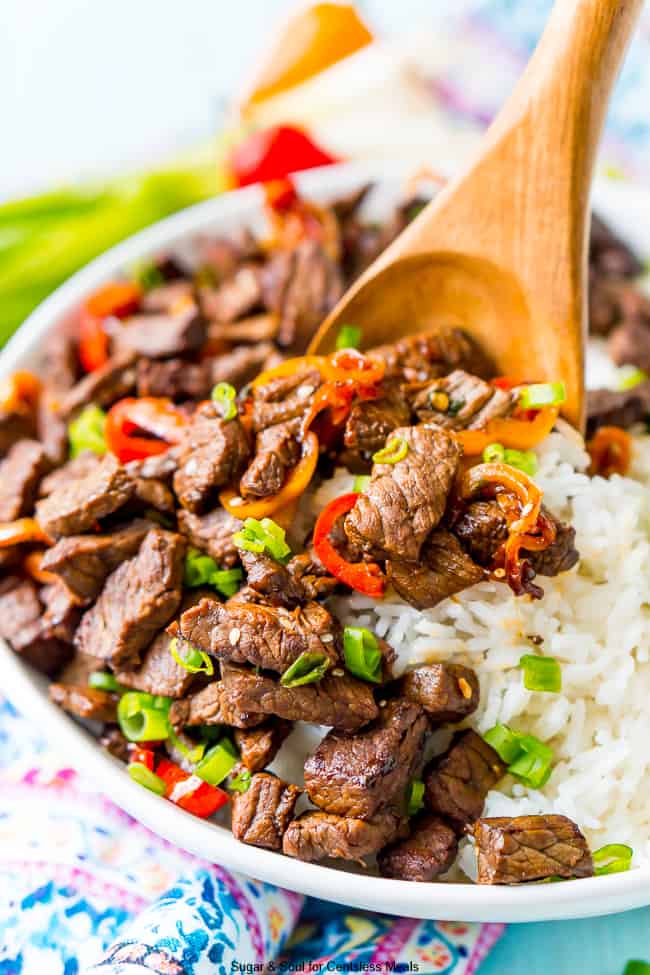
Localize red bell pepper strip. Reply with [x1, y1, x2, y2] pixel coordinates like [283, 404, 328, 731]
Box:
[105, 397, 188, 464]
[156, 758, 229, 818]
[229, 125, 338, 187]
[78, 281, 142, 373]
[312, 493, 385, 598]
[128, 745, 156, 772]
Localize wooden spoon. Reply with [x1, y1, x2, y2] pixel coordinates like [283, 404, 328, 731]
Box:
[309, 0, 642, 429]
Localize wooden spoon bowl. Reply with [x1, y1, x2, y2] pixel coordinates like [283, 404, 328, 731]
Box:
[309, 0, 643, 429]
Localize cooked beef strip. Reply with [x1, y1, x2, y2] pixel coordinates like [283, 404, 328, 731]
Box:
[250, 365, 322, 432]
[424, 729, 506, 833]
[40, 519, 151, 603]
[39, 450, 100, 496]
[0, 576, 72, 675]
[40, 580, 82, 644]
[219, 663, 378, 732]
[0, 409, 36, 457]
[387, 529, 485, 610]
[411, 370, 516, 429]
[344, 425, 460, 562]
[176, 507, 242, 567]
[369, 329, 494, 384]
[99, 726, 130, 761]
[37, 395, 69, 466]
[48, 683, 118, 722]
[169, 679, 264, 730]
[57, 649, 99, 686]
[208, 342, 280, 390]
[59, 351, 137, 418]
[609, 316, 650, 373]
[126, 449, 180, 483]
[589, 214, 643, 280]
[474, 815, 594, 884]
[453, 501, 579, 577]
[136, 357, 211, 401]
[0, 439, 49, 521]
[239, 550, 306, 608]
[586, 383, 650, 436]
[233, 719, 293, 772]
[112, 305, 206, 359]
[262, 239, 344, 353]
[304, 698, 428, 819]
[342, 384, 411, 469]
[209, 313, 279, 345]
[285, 551, 338, 601]
[141, 279, 193, 313]
[200, 264, 264, 322]
[41, 332, 79, 392]
[74, 528, 185, 669]
[178, 595, 339, 674]
[283, 810, 406, 863]
[173, 405, 250, 513]
[36, 453, 136, 538]
[239, 419, 301, 499]
[198, 228, 261, 281]
[400, 663, 480, 724]
[231, 772, 302, 850]
[131, 477, 175, 515]
[377, 813, 458, 881]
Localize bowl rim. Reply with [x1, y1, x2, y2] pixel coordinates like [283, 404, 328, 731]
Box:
[2, 158, 650, 922]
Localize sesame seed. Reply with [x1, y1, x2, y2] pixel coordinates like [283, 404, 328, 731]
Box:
[458, 677, 473, 700]
[493, 567, 506, 578]
[296, 384, 315, 400]
[229, 496, 244, 507]
[332, 668, 344, 677]
[229, 628, 241, 646]
[321, 634, 334, 643]
[378, 699, 387, 707]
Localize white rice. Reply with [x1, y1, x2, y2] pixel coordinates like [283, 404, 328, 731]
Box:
[309, 424, 650, 876]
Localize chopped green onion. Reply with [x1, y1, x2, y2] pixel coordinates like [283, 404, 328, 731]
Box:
[504, 448, 538, 476]
[353, 475, 370, 493]
[407, 779, 425, 816]
[483, 442, 505, 464]
[168, 727, 206, 764]
[617, 366, 648, 391]
[68, 404, 107, 458]
[623, 962, 650, 975]
[88, 671, 126, 693]
[343, 626, 382, 683]
[169, 637, 214, 676]
[519, 654, 562, 693]
[127, 762, 166, 795]
[519, 382, 566, 409]
[211, 381, 238, 421]
[194, 737, 239, 786]
[280, 651, 330, 688]
[132, 260, 164, 291]
[507, 734, 554, 789]
[211, 567, 243, 598]
[372, 436, 409, 465]
[229, 769, 252, 793]
[335, 324, 362, 350]
[118, 691, 171, 742]
[484, 723, 524, 764]
[233, 517, 292, 563]
[593, 843, 633, 876]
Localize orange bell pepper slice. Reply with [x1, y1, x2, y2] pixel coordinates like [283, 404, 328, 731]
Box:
[455, 406, 559, 455]
[0, 518, 52, 548]
[0, 370, 41, 414]
[220, 431, 319, 519]
[587, 426, 632, 478]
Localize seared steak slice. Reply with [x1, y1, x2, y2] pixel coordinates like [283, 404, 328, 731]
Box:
[239, 420, 301, 499]
[179, 596, 339, 674]
[141, 278, 193, 313]
[250, 365, 322, 432]
[177, 507, 242, 567]
[304, 698, 428, 819]
[401, 663, 480, 724]
[344, 426, 460, 562]
[262, 239, 343, 352]
[0, 439, 49, 521]
[41, 332, 79, 392]
[201, 264, 263, 322]
[209, 342, 279, 390]
[0, 577, 72, 676]
[220, 663, 378, 732]
[173, 405, 250, 513]
[530, 519, 579, 576]
[39, 580, 82, 644]
[424, 729, 506, 833]
[169, 680, 263, 729]
[586, 383, 650, 436]
[74, 529, 185, 669]
[40, 519, 151, 602]
[36, 453, 135, 538]
[285, 551, 338, 601]
[126, 449, 180, 483]
[233, 720, 292, 772]
[99, 727, 130, 761]
[231, 772, 301, 850]
[239, 550, 305, 608]
[283, 810, 406, 863]
[343, 385, 411, 467]
[113, 305, 206, 359]
[59, 351, 137, 418]
[377, 813, 458, 881]
[369, 329, 493, 384]
[609, 317, 650, 373]
[37, 395, 69, 466]
[387, 529, 484, 610]
[474, 815, 594, 884]
[115, 629, 196, 700]
[48, 683, 118, 722]
[209, 313, 279, 345]
[0, 410, 35, 457]
[39, 450, 100, 496]
[411, 370, 516, 430]
[136, 357, 211, 401]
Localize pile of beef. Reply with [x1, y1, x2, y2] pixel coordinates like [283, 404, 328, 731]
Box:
[0, 184, 604, 885]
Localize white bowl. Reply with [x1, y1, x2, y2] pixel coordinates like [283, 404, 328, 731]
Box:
[3, 160, 650, 923]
